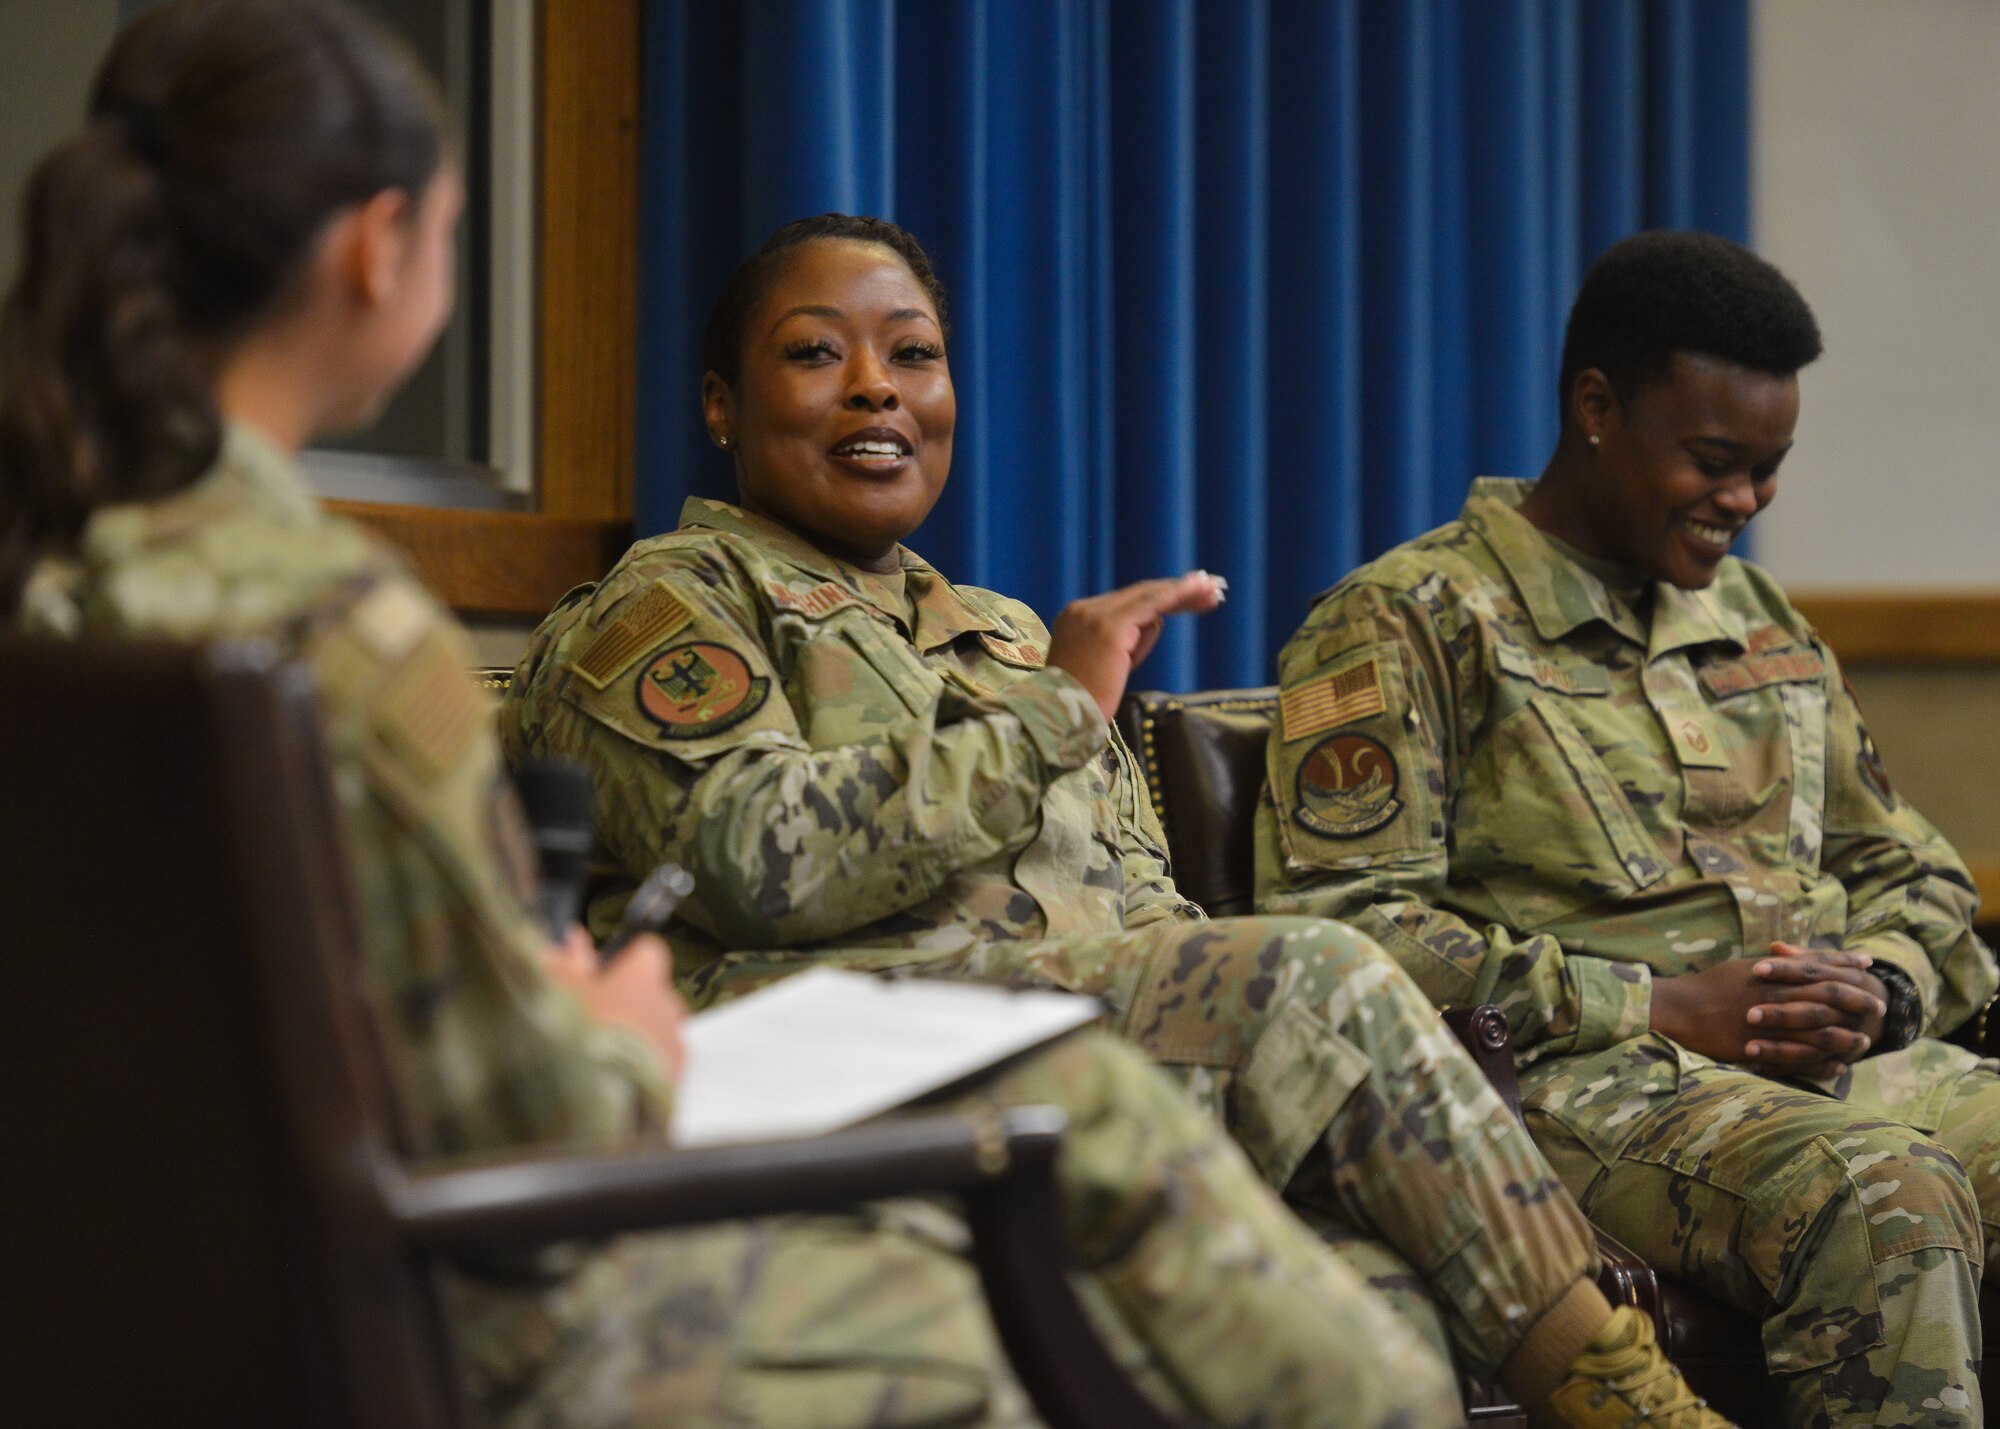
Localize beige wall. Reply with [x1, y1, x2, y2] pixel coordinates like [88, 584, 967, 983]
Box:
[1846, 667, 2000, 864]
[1752, 0, 2000, 588]
[0, 1, 117, 295]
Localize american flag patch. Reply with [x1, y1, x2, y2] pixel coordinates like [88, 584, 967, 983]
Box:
[377, 635, 483, 780]
[573, 581, 694, 690]
[1281, 657, 1385, 741]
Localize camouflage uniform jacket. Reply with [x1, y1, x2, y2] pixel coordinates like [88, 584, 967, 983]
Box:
[1256, 476, 1997, 1067]
[18, 425, 670, 1159]
[501, 498, 1199, 978]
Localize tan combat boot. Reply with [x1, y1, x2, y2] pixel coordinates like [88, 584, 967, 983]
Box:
[1529, 1306, 1736, 1428]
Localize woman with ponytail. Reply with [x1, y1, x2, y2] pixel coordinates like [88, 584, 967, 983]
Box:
[0, 5, 1473, 1426]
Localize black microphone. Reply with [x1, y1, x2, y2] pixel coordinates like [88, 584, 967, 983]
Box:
[513, 758, 595, 942]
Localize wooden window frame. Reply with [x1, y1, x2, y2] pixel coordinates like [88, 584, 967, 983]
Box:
[327, 0, 638, 617]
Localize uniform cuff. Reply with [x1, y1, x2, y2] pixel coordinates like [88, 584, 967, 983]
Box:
[1852, 934, 1942, 1034]
[1569, 954, 1653, 1055]
[997, 667, 1108, 773]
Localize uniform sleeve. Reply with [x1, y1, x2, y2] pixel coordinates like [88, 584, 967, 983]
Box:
[1819, 645, 1998, 1038]
[516, 559, 1111, 950]
[1254, 581, 1652, 1055]
[312, 572, 673, 1159]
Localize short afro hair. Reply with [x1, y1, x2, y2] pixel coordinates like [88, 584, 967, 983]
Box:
[702, 213, 949, 387]
[1557, 230, 1822, 424]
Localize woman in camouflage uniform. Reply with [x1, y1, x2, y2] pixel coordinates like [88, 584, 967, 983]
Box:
[0, 3, 1489, 1425]
[501, 213, 1733, 1429]
[1257, 229, 1998, 1429]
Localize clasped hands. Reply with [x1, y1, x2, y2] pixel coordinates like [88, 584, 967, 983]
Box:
[1649, 942, 1888, 1081]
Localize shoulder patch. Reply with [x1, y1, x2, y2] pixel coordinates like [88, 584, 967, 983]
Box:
[1280, 654, 1384, 742]
[350, 579, 433, 663]
[978, 632, 1046, 669]
[1293, 732, 1403, 839]
[768, 579, 858, 620]
[573, 580, 694, 690]
[635, 642, 770, 738]
[375, 635, 484, 781]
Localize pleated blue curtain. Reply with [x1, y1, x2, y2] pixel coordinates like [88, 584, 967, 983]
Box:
[636, 0, 1749, 692]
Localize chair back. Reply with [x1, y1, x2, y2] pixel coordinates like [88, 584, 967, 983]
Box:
[1116, 688, 1279, 916]
[3, 638, 463, 1429]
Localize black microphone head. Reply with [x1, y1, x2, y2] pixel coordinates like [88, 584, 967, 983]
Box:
[513, 758, 595, 938]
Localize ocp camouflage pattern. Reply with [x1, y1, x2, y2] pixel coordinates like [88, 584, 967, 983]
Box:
[502, 495, 1608, 1383]
[1259, 476, 2000, 1427]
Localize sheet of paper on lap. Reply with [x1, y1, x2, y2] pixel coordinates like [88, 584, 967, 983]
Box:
[669, 968, 1103, 1147]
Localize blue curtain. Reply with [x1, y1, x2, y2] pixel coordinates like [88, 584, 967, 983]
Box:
[636, 0, 1749, 692]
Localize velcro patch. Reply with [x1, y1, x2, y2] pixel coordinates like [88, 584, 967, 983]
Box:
[978, 633, 1045, 669]
[636, 642, 770, 739]
[768, 580, 858, 620]
[1292, 732, 1403, 839]
[350, 580, 432, 663]
[1280, 657, 1384, 741]
[376, 636, 483, 781]
[1699, 650, 1824, 699]
[573, 581, 694, 690]
[1494, 643, 1612, 696]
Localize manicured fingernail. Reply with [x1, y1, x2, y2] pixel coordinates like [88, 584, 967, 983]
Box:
[1746, 1042, 1763, 1057]
[1755, 962, 1773, 976]
[1858, 1036, 1871, 1051]
[1748, 1008, 1763, 1024]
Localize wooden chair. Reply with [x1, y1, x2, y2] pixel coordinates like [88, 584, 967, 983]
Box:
[1120, 685, 1984, 1424]
[3, 636, 1190, 1429]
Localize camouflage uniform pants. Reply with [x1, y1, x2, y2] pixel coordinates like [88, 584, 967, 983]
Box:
[1521, 1033, 1998, 1429]
[450, 1029, 1463, 1429]
[696, 916, 1600, 1382]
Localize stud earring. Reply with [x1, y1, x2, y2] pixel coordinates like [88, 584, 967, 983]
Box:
[715, 435, 731, 450]
[1588, 434, 1600, 447]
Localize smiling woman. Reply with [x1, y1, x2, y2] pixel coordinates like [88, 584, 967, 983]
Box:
[698, 220, 956, 572]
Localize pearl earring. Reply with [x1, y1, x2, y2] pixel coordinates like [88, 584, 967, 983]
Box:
[1588, 434, 1600, 447]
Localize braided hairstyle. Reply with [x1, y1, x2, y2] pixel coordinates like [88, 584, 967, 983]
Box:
[0, 0, 445, 611]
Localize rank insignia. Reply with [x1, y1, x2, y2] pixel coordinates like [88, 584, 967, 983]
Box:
[1293, 732, 1402, 839]
[636, 642, 769, 738]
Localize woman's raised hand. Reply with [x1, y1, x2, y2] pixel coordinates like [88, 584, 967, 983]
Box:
[1045, 571, 1226, 722]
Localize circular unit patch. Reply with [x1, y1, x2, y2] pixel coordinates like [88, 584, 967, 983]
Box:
[636, 642, 769, 739]
[1294, 732, 1402, 839]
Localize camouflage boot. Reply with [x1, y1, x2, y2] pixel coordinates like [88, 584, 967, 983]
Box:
[1529, 1307, 1734, 1429]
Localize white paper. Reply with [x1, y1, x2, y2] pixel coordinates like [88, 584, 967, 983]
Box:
[669, 968, 1102, 1147]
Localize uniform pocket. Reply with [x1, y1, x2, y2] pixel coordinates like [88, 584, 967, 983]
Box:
[1459, 697, 1666, 928]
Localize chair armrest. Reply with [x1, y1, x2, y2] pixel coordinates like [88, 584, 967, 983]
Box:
[1590, 1224, 1665, 1328]
[386, 1110, 1054, 1250]
[1442, 1004, 1523, 1122]
[387, 1109, 1191, 1429]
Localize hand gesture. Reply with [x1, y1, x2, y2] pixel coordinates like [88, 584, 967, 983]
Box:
[1045, 571, 1226, 721]
[543, 926, 688, 1082]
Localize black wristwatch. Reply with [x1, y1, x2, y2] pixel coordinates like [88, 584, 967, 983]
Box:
[1870, 961, 1924, 1057]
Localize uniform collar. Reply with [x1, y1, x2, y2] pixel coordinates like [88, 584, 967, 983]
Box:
[1461, 477, 1744, 658]
[678, 497, 1012, 650]
[217, 421, 321, 524]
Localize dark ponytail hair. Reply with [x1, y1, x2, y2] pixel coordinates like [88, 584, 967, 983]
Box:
[0, 0, 445, 612]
